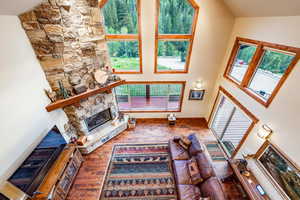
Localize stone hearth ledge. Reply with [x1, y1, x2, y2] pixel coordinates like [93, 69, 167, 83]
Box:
[77, 115, 129, 154]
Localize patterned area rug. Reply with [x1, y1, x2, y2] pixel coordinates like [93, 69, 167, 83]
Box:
[205, 141, 227, 161]
[100, 143, 178, 200]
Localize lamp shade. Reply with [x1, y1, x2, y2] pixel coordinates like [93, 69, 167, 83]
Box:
[257, 124, 273, 140]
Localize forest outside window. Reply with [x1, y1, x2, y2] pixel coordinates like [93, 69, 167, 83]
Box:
[155, 0, 199, 73]
[101, 0, 142, 73]
[224, 37, 300, 107]
[228, 42, 257, 83]
[115, 82, 185, 112]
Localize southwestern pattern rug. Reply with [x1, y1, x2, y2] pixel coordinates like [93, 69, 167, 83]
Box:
[100, 143, 178, 200]
[205, 141, 227, 161]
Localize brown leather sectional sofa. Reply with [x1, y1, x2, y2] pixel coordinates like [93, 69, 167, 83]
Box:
[169, 133, 227, 200]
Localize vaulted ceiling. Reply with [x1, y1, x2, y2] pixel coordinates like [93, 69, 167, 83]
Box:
[223, 0, 300, 17]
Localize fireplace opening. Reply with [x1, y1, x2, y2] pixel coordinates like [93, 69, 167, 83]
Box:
[85, 108, 112, 132]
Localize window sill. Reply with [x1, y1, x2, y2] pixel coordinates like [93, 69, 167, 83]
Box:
[113, 71, 143, 74]
[223, 75, 270, 108]
[154, 70, 188, 74]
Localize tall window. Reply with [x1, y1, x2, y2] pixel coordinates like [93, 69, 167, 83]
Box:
[115, 82, 185, 112]
[209, 87, 258, 157]
[155, 0, 199, 73]
[101, 0, 142, 73]
[224, 37, 300, 107]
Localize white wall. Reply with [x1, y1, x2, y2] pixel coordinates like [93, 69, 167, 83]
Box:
[208, 16, 300, 199]
[0, 15, 68, 185]
[118, 0, 234, 118]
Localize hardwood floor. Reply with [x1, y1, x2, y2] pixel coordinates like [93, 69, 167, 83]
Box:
[66, 118, 246, 200]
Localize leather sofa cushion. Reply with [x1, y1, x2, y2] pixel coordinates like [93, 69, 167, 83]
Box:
[187, 158, 203, 185]
[188, 133, 203, 156]
[177, 185, 201, 200]
[195, 152, 215, 180]
[173, 160, 192, 185]
[169, 140, 190, 160]
[200, 177, 226, 200]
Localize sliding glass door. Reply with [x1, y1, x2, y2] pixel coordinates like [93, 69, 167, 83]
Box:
[211, 95, 253, 157]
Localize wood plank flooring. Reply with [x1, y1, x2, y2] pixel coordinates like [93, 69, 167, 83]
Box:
[66, 118, 246, 200]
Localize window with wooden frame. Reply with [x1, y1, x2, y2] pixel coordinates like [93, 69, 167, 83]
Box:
[209, 87, 259, 158]
[100, 0, 142, 74]
[224, 37, 300, 107]
[154, 0, 199, 73]
[115, 81, 185, 112]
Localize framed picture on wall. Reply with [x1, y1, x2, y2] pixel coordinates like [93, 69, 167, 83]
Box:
[189, 89, 205, 100]
[255, 141, 300, 199]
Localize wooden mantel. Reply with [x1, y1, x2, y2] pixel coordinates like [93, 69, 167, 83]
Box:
[45, 80, 125, 112]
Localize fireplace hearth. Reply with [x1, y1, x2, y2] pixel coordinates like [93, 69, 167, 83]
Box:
[84, 108, 112, 132]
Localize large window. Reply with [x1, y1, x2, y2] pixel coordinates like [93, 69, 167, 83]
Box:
[115, 82, 185, 112]
[101, 0, 142, 73]
[155, 0, 199, 73]
[224, 37, 300, 107]
[209, 87, 258, 157]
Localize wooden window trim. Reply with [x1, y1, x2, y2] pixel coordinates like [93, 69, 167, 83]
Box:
[208, 86, 259, 158]
[255, 140, 300, 170]
[224, 37, 300, 108]
[117, 81, 186, 113]
[100, 0, 143, 74]
[154, 0, 199, 74]
[254, 140, 300, 198]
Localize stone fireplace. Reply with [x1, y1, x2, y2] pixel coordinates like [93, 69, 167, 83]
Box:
[19, 0, 128, 154]
[63, 92, 119, 136]
[85, 108, 112, 132]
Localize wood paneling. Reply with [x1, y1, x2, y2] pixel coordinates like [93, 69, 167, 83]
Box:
[224, 37, 300, 108]
[66, 118, 245, 200]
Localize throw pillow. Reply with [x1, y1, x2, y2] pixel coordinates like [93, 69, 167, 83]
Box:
[178, 136, 191, 150]
[173, 136, 181, 143]
[181, 136, 192, 146]
[187, 158, 203, 185]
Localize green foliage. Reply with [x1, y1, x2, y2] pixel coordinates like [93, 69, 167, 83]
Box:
[107, 41, 139, 70]
[258, 50, 294, 75]
[158, 41, 189, 62]
[236, 45, 257, 64]
[103, 0, 137, 34]
[159, 0, 194, 34]
[236, 45, 294, 75]
[103, 0, 195, 70]
[110, 57, 139, 70]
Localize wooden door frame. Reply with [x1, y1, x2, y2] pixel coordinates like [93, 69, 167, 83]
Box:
[208, 86, 259, 158]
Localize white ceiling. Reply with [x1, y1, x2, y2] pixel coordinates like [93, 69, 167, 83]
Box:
[223, 0, 300, 17]
[0, 0, 42, 15]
